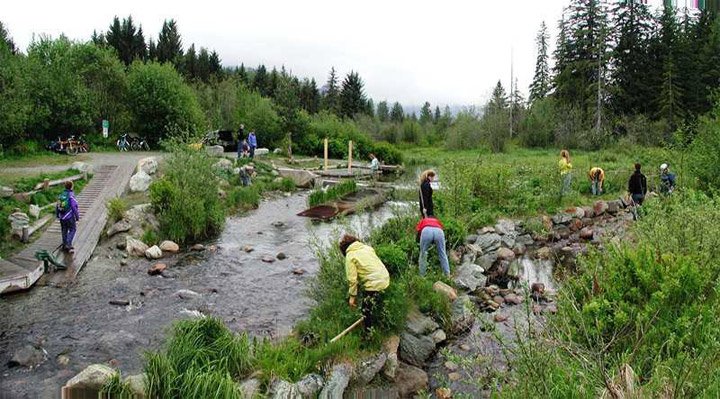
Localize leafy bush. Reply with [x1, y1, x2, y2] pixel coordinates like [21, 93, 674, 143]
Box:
[374, 243, 409, 276]
[227, 186, 260, 212]
[106, 197, 128, 223]
[372, 141, 403, 165]
[308, 180, 356, 207]
[519, 97, 557, 148]
[689, 102, 720, 192]
[149, 147, 224, 244]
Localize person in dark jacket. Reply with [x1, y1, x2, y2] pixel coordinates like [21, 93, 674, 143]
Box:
[419, 169, 436, 218]
[628, 163, 647, 205]
[56, 181, 80, 253]
[236, 124, 245, 159]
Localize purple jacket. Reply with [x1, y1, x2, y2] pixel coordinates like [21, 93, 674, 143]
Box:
[248, 133, 257, 148]
[57, 189, 80, 221]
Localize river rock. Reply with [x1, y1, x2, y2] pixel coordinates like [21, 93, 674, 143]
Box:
[594, 200, 609, 215]
[0, 186, 13, 198]
[444, 361, 459, 372]
[494, 219, 517, 236]
[451, 295, 475, 334]
[145, 245, 163, 259]
[607, 200, 621, 214]
[500, 234, 516, 249]
[448, 372, 462, 381]
[8, 345, 45, 368]
[270, 379, 301, 399]
[496, 247, 515, 261]
[582, 206, 595, 218]
[432, 281, 457, 302]
[399, 333, 435, 367]
[191, 244, 205, 251]
[536, 247, 553, 260]
[71, 161, 93, 174]
[474, 253, 497, 271]
[580, 227, 594, 240]
[517, 234, 534, 246]
[494, 313, 510, 323]
[129, 171, 152, 193]
[394, 363, 428, 398]
[213, 158, 233, 171]
[278, 168, 318, 188]
[465, 234, 478, 244]
[8, 211, 29, 230]
[147, 263, 167, 275]
[454, 262, 487, 291]
[176, 289, 201, 300]
[405, 310, 439, 336]
[124, 374, 146, 398]
[243, 245, 254, 253]
[513, 243, 527, 256]
[552, 213, 572, 225]
[475, 233, 501, 252]
[107, 220, 131, 237]
[255, 148, 270, 156]
[239, 378, 262, 398]
[136, 157, 158, 175]
[430, 329, 447, 344]
[64, 364, 115, 390]
[479, 226, 496, 234]
[504, 293, 523, 305]
[354, 353, 387, 385]
[276, 252, 287, 260]
[319, 363, 352, 399]
[262, 255, 276, 263]
[296, 374, 324, 397]
[555, 225, 571, 239]
[569, 218, 583, 232]
[292, 268, 306, 275]
[126, 237, 149, 257]
[157, 240, 178, 253]
[382, 336, 400, 380]
[205, 145, 224, 156]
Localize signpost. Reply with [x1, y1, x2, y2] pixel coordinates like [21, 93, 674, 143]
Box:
[102, 120, 109, 138]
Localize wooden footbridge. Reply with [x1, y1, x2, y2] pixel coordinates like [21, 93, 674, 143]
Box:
[0, 162, 136, 294]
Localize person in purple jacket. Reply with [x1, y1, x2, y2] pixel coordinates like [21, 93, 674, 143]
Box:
[248, 131, 257, 159]
[56, 181, 80, 253]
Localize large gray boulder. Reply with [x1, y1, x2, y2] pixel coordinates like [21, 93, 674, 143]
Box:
[278, 168, 318, 188]
[296, 374, 324, 397]
[126, 237, 149, 257]
[136, 157, 158, 175]
[205, 145, 224, 156]
[107, 220, 131, 237]
[454, 262, 487, 291]
[399, 333, 435, 367]
[255, 148, 270, 156]
[145, 245, 163, 260]
[394, 363, 428, 397]
[319, 363, 352, 399]
[213, 158, 233, 171]
[71, 161, 93, 174]
[353, 353, 387, 385]
[129, 171, 152, 193]
[239, 378, 262, 398]
[0, 186, 13, 198]
[494, 219, 517, 236]
[405, 310, 439, 336]
[8, 345, 45, 368]
[475, 233, 501, 252]
[270, 379, 301, 399]
[450, 295, 475, 334]
[64, 364, 115, 390]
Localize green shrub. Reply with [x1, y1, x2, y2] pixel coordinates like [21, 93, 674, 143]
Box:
[142, 229, 160, 246]
[689, 102, 720, 192]
[149, 147, 224, 245]
[372, 141, 403, 165]
[106, 197, 128, 223]
[99, 372, 133, 397]
[227, 186, 260, 212]
[308, 180, 356, 207]
[374, 243, 409, 276]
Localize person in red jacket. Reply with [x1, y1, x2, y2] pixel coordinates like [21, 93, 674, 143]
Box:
[416, 216, 450, 276]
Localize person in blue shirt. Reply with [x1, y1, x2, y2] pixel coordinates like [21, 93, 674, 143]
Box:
[659, 163, 676, 194]
[248, 131, 257, 159]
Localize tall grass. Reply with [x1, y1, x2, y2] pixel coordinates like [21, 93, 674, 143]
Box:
[308, 180, 357, 207]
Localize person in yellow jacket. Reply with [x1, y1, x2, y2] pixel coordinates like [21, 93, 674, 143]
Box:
[558, 149, 573, 196]
[339, 234, 390, 332]
[588, 167, 605, 195]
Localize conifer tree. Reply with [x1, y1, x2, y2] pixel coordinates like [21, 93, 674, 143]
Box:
[156, 19, 183, 67]
[419, 102, 433, 125]
[253, 64, 268, 95]
[529, 21, 551, 104]
[321, 67, 340, 116]
[434, 105, 441, 123]
[0, 21, 17, 53]
[105, 16, 147, 65]
[339, 71, 367, 118]
[390, 102, 405, 122]
[488, 80, 508, 113]
[238, 63, 248, 85]
[183, 44, 197, 80]
[376, 101, 389, 122]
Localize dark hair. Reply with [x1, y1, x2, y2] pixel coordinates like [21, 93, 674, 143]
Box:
[65, 181, 74, 190]
[634, 163, 641, 171]
[339, 234, 358, 256]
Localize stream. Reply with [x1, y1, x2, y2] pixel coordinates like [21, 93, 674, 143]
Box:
[0, 191, 405, 398]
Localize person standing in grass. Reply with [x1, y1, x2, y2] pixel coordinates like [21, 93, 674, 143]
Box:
[588, 166, 605, 195]
[628, 163, 647, 205]
[339, 234, 390, 333]
[248, 131, 257, 159]
[416, 216, 450, 277]
[659, 163, 676, 194]
[419, 170, 436, 218]
[558, 150, 573, 195]
[236, 124, 245, 159]
[56, 181, 80, 253]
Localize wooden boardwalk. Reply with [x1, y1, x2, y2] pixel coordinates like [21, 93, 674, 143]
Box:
[0, 162, 136, 294]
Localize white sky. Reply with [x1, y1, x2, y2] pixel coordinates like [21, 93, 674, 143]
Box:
[3, 0, 670, 107]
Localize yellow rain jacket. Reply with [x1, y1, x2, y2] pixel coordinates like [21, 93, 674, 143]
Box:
[588, 167, 605, 182]
[345, 241, 390, 297]
[559, 158, 573, 175]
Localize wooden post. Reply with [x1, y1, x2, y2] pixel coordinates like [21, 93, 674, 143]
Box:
[42, 179, 50, 190]
[324, 138, 329, 171]
[348, 140, 353, 173]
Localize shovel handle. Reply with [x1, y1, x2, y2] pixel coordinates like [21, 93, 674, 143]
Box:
[330, 316, 365, 343]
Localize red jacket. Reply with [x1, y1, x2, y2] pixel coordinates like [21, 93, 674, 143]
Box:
[416, 217, 443, 232]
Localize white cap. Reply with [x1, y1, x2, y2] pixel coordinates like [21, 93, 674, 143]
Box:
[660, 163, 668, 171]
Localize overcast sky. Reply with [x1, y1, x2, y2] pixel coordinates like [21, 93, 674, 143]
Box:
[3, 0, 668, 107]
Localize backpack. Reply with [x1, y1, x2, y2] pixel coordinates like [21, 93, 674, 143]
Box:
[58, 191, 71, 214]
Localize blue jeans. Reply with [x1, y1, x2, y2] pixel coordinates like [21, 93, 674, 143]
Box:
[591, 179, 602, 195]
[419, 227, 450, 276]
[61, 218, 77, 249]
[250, 146, 256, 159]
[561, 173, 572, 196]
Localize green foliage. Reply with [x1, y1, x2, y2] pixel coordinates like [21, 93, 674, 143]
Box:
[149, 147, 224, 245]
[0, 39, 29, 149]
[519, 97, 557, 148]
[503, 190, 720, 397]
[226, 186, 260, 212]
[444, 109, 483, 150]
[371, 141, 403, 165]
[127, 61, 206, 144]
[374, 243, 409, 276]
[689, 100, 720, 192]
[99, 372, 134, 397]
[308, 180, 356, 207]
[106, 197, 128, 223]
[236, 84, 282, 147]
[142, 229, 160, 246]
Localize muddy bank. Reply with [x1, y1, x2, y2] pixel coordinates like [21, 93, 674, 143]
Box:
[0, 192, 403, 398]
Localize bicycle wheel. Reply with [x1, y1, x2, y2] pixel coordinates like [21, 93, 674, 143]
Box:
[142, 142, 150, 151]
[66, 144, 79, 156]
[130, 141, 140, 151]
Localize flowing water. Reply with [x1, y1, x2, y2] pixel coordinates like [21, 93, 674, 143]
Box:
[0, 191, 406, 398]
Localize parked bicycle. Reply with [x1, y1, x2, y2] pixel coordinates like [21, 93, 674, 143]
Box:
[48, 135, 86, 155]
[117, 133, 131, 152]
[131, 136, 150, 151]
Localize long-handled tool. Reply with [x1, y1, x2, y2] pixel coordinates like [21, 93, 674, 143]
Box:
[329, 316, 365, 343]
[34, 245, 68, 273]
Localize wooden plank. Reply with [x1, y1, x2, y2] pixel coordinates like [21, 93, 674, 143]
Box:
[32, 173, 86, 190]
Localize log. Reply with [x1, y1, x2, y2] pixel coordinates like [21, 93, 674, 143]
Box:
[33, 173, 85, 191]
[330, 316, 365, 343]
